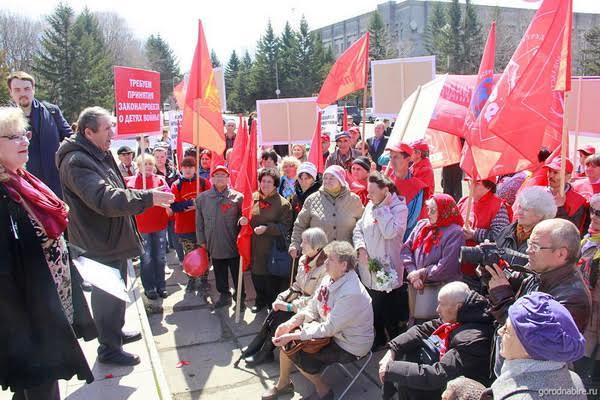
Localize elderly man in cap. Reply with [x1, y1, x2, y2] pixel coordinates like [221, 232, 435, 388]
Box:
[367, 121, 389, 171]
[488, 292, 587, 399]
[386, 142, 427, 239]
[409, 139, 434, 201]
[544, 157, 587, 234]
[196, 165, 246, 309]
[325, 131, 361, 171]
[575, 145, 596, 178]
[117, 145, 138, 178]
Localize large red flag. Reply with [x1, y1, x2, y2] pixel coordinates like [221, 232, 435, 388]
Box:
[181, 20, 226, 154]
[316, 33, 369, 109]
[228, 115, 248, 187]
[173, 79, 186, 110]
[307, 111, 324, 173]
[479, 0, 571, 164]
[234, 119, 258, 271]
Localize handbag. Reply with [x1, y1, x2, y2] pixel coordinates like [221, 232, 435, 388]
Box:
[267, 224, 292, 277]
[408, 282, 443, 320]
[281, 329, 331, 357]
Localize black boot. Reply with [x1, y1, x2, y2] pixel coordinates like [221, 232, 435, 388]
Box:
[242, 323, 270, 359]
[244, 340, 275, 367]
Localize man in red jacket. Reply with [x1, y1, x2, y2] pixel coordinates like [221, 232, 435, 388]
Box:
[171, 156, 211, 291]
[409, 139, 435, 200]
[544, 158, 587, 235]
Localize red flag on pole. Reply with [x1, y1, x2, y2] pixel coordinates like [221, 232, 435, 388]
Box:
[173, 79, 186, 110]
[234, 119, 258, 271]
[307, 111, 324, 173]
[180, 20, 226, 154]
[316, 33, 370, 109]
[479, 0, 571, 164]
[229, 115, 248, 187]
[342, 107, 348, 131]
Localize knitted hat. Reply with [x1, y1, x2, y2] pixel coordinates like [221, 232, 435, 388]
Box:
[297, 162, 318, 180]
[352, 156, 370, 172]
[323, 165, 348, 187]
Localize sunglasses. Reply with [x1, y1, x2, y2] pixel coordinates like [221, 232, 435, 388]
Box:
[591, 207, 600, 218]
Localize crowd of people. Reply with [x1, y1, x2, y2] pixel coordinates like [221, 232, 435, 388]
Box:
[1, 69, 600, 400]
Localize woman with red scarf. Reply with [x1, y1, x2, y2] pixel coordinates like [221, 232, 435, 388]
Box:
[126, 154, 170, 300]
[401, 194, 466, 292]
[0, 107, 96, 399]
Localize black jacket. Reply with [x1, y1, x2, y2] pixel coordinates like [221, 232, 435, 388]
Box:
[289, 176, 322, 218]
[56, 133, 154, 264]
[384, 291, 494, 389]
[367, 135, 389, 169]
[0, 185, 96, 391]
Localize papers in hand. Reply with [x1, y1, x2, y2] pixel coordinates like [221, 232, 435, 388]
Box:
[73, 257, 131, 303]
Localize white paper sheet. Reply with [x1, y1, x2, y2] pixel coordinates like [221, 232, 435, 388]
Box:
[73, 257, 131, 303]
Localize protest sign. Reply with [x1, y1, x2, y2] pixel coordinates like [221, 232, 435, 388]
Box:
[321, 105, 338, 141]
[371, 56, 436, 118]
[256, 97, 319, 145]
[114, 66, 161, 138]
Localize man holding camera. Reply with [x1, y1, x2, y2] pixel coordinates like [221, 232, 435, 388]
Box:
[484, 218, 590, 375]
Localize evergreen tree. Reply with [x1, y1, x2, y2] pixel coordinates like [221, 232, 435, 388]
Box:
[583, 26, 600, 75]
[70, 9, 113, 117]
[0, 51, 9, 105]
[296, 16, 318, 96]
[446, 0, 463, 73]
[230, 50, 253, 112]
[250, 21, 279, 101]
[462, 0, 483, 74]
[425, 2, 448, 72]
[312, 31, 333, 93]
[145, 34, 181, 105]
[278, 21, 300, 97]
[224, 50, 240, 108]
[33, 3, 77, 117]
[210, 49, 221, 68]
[368, 11, 397, 60]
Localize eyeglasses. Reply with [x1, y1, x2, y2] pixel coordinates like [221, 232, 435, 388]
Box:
[526, 239, 555, 253]
[1, 131, 32, 142]
[591, 207, 600, 218]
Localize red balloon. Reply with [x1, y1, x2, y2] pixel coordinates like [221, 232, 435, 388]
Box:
[183, 248, 209, 277]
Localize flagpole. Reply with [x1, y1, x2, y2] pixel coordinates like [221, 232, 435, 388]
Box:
[286, 101, 292, 155]
[572, 76, 583, 166]
[235, 257, 244, 323]
[140, 135, 147, 190]
[559, 91, 570, 198]
[361, 58, 370, 141]
[464, 179, 476, 230]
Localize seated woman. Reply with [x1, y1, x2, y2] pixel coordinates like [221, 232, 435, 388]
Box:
[489, 292, 586, 400]
[263, 241, 374, 400]
[242, 227, 329, 367]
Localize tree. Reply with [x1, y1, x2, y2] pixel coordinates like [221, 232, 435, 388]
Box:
[368, 11, 397, 60]
[145, 34, 181, 105]
[461, 0, 483, 74]
[278, 21, 300, 97]
[582, 26, 600, 75]
[95, 11, 148, 68]
[425, 3, 448, 72]
[0, 51, 9, 105]
[0, 11, 42, 72]
[33, 3, 78, 117]
[446, 0, 463, 73]
[312, 32, 334, 91]
[230, 50, 253, 112]
[250, 21, 279, 101]
[210, 49, 221, 68]
[224, 50, 240, 108]
[296, 16, 318, 96]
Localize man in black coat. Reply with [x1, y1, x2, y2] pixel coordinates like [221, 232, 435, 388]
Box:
[379, 282, 493, 400]
[366, 121, 388, 170]
[7, 71, 73, 198]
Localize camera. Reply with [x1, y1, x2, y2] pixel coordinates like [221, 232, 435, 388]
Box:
[459, 242, 530, 286]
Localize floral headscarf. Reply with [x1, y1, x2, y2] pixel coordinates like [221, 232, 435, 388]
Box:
[411, 194, 464, 255]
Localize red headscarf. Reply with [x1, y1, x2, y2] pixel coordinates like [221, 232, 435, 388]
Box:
[411, 194, 463, 255]
[3, 170, 69, 239]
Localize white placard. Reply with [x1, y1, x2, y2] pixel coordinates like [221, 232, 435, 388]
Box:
[73, 257, 130, 303]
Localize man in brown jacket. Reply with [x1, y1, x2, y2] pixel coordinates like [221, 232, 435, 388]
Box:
[57, 107, 174, 366]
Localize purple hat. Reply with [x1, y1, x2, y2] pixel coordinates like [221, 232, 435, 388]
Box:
[508, 292, 585, 363]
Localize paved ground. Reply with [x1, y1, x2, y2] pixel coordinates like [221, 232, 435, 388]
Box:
[144, 252, 386, 400]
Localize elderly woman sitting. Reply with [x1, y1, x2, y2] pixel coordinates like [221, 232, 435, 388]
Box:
[242, 227, 329, 367]
[263, 241, 374, 400]
[379, 282, 493, 400]
[489, 292, 587, 400]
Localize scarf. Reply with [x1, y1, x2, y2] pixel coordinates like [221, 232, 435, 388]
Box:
[431, 322, 462, 358]
[3, 170, 69, 239]
[412, 194, 464, 255]
[516, 223, 534, 245]
[324, 186, 342, 198]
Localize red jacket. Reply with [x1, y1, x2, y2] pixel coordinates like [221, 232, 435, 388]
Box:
[125, 174, 169, 234]
[572, 177, 600, 201]
[410, 158, 435, 200]
[171, 176, 211, 234]
[559, 186, 588, 234]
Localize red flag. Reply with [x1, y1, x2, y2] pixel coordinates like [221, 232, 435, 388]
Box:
[307, 112, 324, 173]
[555, 0, 572, 92]
[316, 33, 369, 109]
[480, 0, 571, 164]
[342, 107, 348, 131]
[181, 20, 226, 153]
[173, 79, 186, 110]
[234, 120, 258, 271]
[229, 115, 248, 187]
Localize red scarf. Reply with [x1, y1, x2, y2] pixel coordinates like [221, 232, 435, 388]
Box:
[432, 322, 462, 358]
[3, 170, 68, 239]
[411, 194, 463, 255]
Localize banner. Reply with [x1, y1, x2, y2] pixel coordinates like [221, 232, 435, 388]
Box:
[256, 97, 319, 145]
[167, 110, 183, 149]
[371, 56, 436, 118]
[427, 129, 463, 169]
[114, 66, 161, 138]
[321, 105, 338, 140]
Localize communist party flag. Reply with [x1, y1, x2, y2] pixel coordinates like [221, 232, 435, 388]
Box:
[316, 32, 369, 109]
[234, 119, 258, 271]
[477, 0, 571, 165]
[228, 115, 248, 187]
[180, 20, 226, 154]
[307, 111, 324, 173]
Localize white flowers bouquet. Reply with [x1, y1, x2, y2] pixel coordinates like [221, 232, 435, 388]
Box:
[368, 256, 398, 293]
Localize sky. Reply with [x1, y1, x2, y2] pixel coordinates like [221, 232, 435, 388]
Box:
[3, 0, 599, 72]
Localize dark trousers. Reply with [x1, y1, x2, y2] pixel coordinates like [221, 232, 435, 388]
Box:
[91, 259, 127, 358]
[368, 285, 409, 347]
[441, 163, 463, 202]
[12, 380, 59, 400]
[251, 273, 287, 308]
[382, 350, 443, 400]
[213, 256, 245, 297]
[167, 220, 184, 261]
[140, 230, 167, 292]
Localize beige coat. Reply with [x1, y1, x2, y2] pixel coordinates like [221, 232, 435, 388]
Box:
[290, 187, 364, 251]
[291, 271, 374, 357]
[277, 251, 327, 312]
